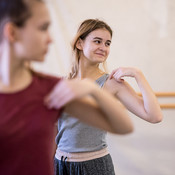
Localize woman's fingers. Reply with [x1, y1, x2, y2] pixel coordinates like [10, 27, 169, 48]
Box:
[44, 79, 98, 109]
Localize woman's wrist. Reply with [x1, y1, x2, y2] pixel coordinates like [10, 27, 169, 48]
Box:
[134, 68, 144, 81]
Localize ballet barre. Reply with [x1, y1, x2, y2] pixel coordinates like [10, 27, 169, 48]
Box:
[137, 92, 175, 109]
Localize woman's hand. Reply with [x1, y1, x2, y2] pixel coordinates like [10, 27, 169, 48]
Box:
[109, 67, 141, 82]
[44, 78, 99, 109]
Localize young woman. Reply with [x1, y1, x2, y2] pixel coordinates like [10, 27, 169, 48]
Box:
[0, 1, 134, 175]
[51, 19, 163, 175]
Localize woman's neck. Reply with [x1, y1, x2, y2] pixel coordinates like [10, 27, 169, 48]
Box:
[0, 44, 32, 93]
[0, 64, 32, 93]
[76, 59, 105, 80]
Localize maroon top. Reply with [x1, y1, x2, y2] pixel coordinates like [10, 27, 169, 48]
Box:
[0, 73, 62, 175]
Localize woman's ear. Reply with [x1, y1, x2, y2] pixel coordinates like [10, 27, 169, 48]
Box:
[76, 39, 83, 50]
[3, 22, 18, 43]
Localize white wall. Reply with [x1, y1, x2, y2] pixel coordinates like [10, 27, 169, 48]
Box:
[34, 0, 175, 174]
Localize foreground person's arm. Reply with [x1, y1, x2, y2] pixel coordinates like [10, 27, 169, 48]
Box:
[45, 79, 133, 134]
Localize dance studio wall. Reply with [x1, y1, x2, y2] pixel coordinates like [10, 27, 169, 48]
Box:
[33, 1, 175, 175]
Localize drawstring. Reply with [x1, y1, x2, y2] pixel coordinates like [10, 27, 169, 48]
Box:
[61, 156, 68, 175]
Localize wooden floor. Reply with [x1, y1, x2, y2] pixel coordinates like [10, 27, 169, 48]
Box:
[107, 110, 175, 175]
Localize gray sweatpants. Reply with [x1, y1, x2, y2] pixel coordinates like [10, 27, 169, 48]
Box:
[54, 154, 115, 175]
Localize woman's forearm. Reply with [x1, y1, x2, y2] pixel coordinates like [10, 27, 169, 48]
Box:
[134, 69, 163, 123]
[90, 88, 133, 134]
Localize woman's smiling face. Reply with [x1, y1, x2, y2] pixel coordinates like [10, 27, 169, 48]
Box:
[80, 28, 112, 64]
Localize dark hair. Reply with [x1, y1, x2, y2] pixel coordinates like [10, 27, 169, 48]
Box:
[0, 0, 43, 41]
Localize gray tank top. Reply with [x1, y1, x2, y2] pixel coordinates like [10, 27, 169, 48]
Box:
[55, 74, 109, 152]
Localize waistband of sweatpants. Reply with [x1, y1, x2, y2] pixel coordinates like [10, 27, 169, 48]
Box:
[55, 147, 109, 162]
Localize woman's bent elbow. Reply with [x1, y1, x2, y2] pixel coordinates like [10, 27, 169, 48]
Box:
[150, 115, 163, 124]
[121, 125, 134, 134]
[112, 124, 134, 134]
[148, 113, 163, 124]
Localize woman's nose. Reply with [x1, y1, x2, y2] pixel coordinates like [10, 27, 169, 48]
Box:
[47, 32, 52, 44]
[99, 43, 107, 51]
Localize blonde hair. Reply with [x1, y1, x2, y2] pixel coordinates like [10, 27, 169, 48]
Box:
[68, 19, 113, 79]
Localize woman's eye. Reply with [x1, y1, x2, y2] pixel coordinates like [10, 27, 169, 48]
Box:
[40, 26, 48, 31]
[39, 23, 50, 31]
[94, 40, 101, 44]
[105, 42, 111, 47]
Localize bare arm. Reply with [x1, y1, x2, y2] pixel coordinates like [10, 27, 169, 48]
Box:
[106, 67, 163, 123]
[45, 79, 133, 134]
